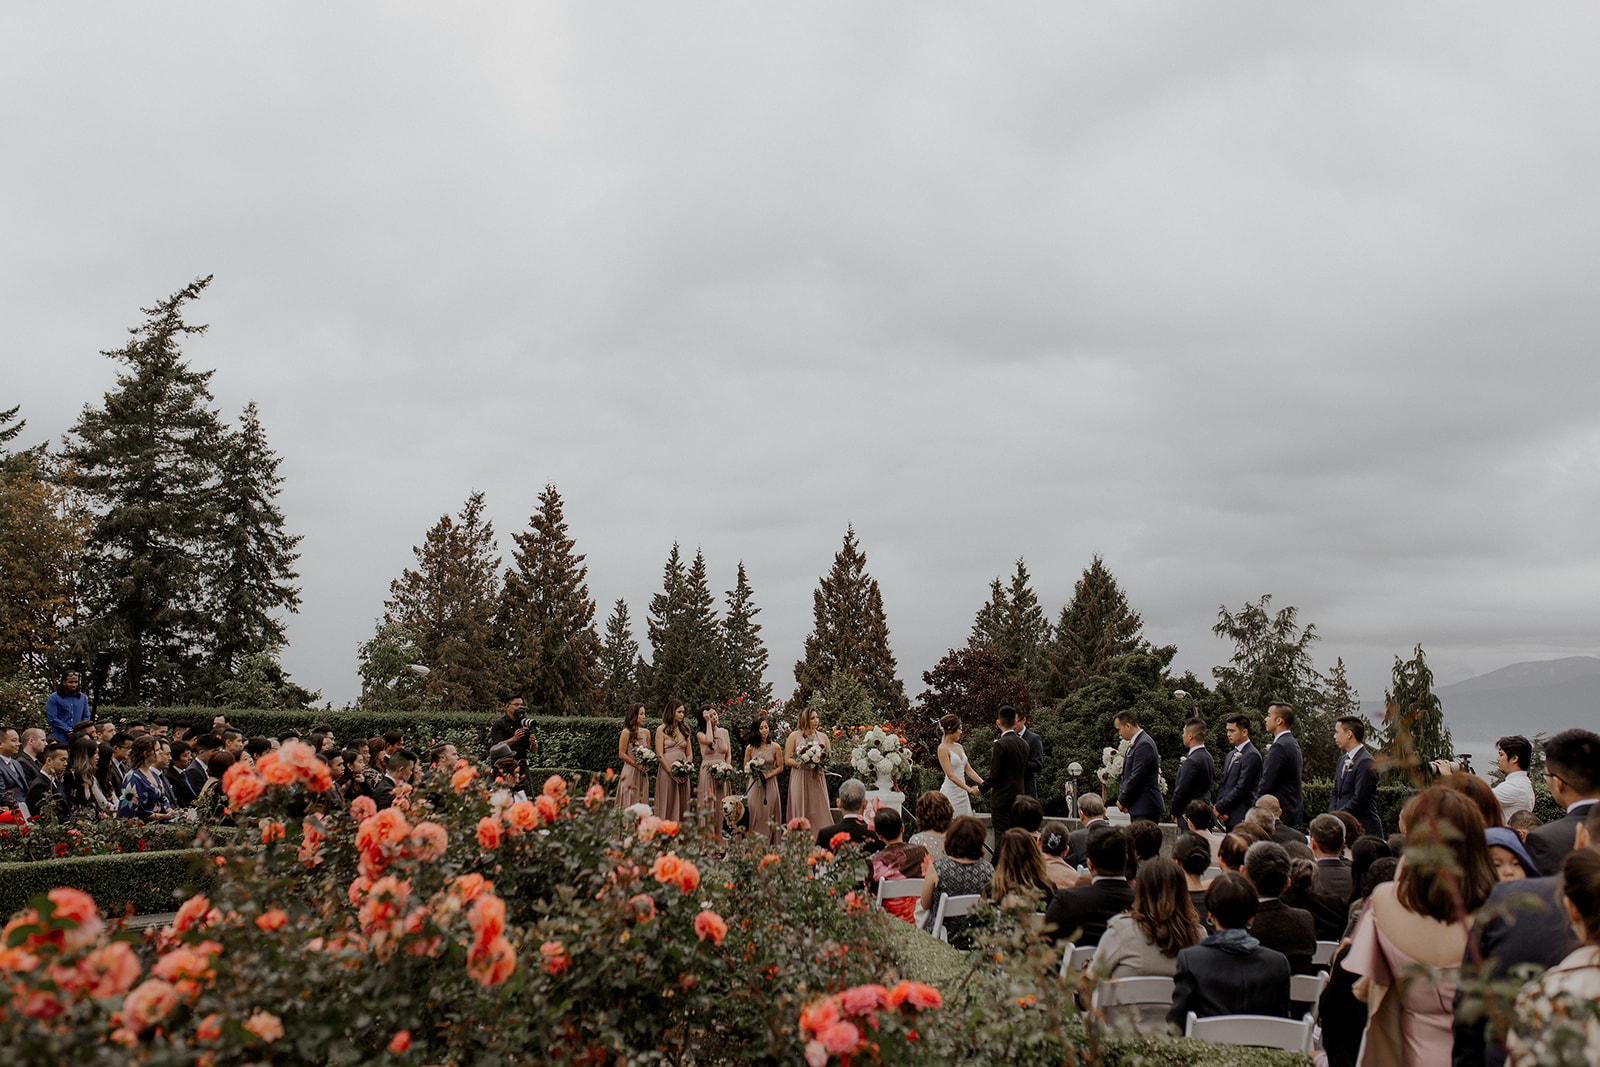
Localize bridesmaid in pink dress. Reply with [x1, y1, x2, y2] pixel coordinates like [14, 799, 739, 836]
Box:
[696, 704, 733, 832]
[785, 704, 832, 834]
[744, 717, 784, 845]
[615, 703, 651, 810]
[654, 700, 693, 822]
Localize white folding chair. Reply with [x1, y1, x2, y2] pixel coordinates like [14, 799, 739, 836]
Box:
[1058, 942, 1097, 977]
[1184, 1012, 1316, 1053]
[875, 878, 924, 909]
[1290, 971, 1329, 1005]
[1202, 866, 1222, 884]
[930, 893, 981, 944]
[1091, 976, 1174, 1011]
[1313, 940, 1339, 967]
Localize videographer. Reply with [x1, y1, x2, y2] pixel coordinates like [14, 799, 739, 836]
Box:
[489, 695, 539, 765]
[1430, 734, 1536, 822]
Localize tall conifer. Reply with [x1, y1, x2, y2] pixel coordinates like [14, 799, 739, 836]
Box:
[1383, 644, 1452, 767]
[644, 544, 729, 710]
[1043, 555, 1145, 701]
[599, 599, 642, 716]
[792, 525, 909, 717]
[722, 562, 772, 705]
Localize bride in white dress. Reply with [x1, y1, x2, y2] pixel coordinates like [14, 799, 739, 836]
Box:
[937, 714, 983, 816]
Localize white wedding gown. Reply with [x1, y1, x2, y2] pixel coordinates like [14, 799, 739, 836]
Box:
[940, 748, 973, 816]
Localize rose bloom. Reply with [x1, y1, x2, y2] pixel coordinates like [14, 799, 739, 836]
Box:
[533, 794, 560, 824]
[153, 946, 216, 983]
[47, 887, 103, 951]
[359, 877, 412, 935]
[840, 984, 889, 1017]
[196, 1012, 224, 1042]
[886, 981, 942, 1010]
[693, 910, 728, 947]
[469, 894, 507, 951]
[542, 774, 567, 799]
[650, 853, 683, 884]
[407, 821, 448, 862]
[787, 817, 812, 832]
[537, 939, 569, 976]
[81, 941, 142, 999]
[244, 1010, 285, 1042]
[804, 1040, 829, 1067]
[671, 860, 700, 894]
[259, 819, 285, 844]
[818, 1019, 862, 1056]
[800, 996, 840, 1036]
[505, 799, 539, 832]
[830, 831, 852, 850]
[584, 783, 606, 805]
[277, 739, 318, 772]
[347, 876, 374, 906]
[122, 978, 179, 1033]
[255, 908, 289, 932]
[303, 759, 333, 793]
[468, 935, 517, 987]
[225, 771, 265, 808]
[451, 765, 477, 794]
[350, 795, 378, 822]
[475, 817, 502, 850]
[388, 1030, 412, 1054]
[759, 853, 781, 869]
[256, 752, 295, 786]
[358, 808, 412, 852]
[451, 873, 492, 903]
[173, 894, 215, 933]
[627, 894, 657, 923]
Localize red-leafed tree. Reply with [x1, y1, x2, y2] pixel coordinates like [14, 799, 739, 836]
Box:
[910, 647, 1031, 768]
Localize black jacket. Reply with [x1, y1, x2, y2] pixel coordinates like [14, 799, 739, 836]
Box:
[1020, 728, 1044, 799]
[985, 731, 1031, 838]
[1065, 818, 1108, 870]
[1168, 930, 1291, 1025]
[815, 815, 882, 854]
[1525, 800, 1598, 877]
[1170, 746, 1214, 829]
[1249, 898, 1317, 975]
[1281, 885, 1348, 943]
[1314, 857, 1353, 901]
[1255, 732, 1304, 828]
[1330, 745, 1382, 838]
[25, 773, 69, 819]
[1042, 876, 1133, 946]
[1117, 730, 1164, 822]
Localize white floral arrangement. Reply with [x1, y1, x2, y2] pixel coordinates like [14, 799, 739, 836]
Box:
[744, 756, 770, 788]
[1097, 737, 1167, 795]
[795, 740, 828, 771]
[850, 726, 913, 782]
[668, 759, 695, 781]
[706, 762, 739, 784]
[632, 746, 661, 771]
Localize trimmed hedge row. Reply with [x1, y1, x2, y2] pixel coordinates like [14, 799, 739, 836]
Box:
[0, 848, 221, 920]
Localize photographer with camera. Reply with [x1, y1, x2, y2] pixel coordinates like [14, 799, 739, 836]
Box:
[490, 695, 539, 766]
[1430, 734, 1535, 823]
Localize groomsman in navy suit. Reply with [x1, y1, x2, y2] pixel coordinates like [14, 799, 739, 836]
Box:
[1213, 713, 1262, 829]
[1254, 702, 1304, 829]
[1330, 715, 1382, 837]
[1169, 717, 1214, 831]
[1114, 710, 1164, 823]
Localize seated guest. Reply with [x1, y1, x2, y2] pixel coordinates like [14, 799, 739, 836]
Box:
[1092, 856, 1205, 983]
[1437, 771, 1505, 830]
[165, 740, 200, 807]
[1233, 821, 1270, 847]
[1485, 826, 1538, 882]
[1507, 847, 1600, 1061]
[1168, 872, 1292, 1025]
[988, 828, 1053, 912]
[909, 791, 952, 863]
[919, 815, 993, 949]
[424, 742, 457, 783]
[62, 736, 109, 818]
[313, 752, 345, 811]
[1128, 820, 1164, 881]
[25, 742, 71, 820]
[1252, 797, 1306, 846]
[370, 748, 419, 811]
[493, 758, 528, 801]
[1243, 841, 1317, 974]
[1348, 835, 1393, 902]
[1525, 729, 1600, 876]
[115, 736, 174, 822]
[869, 808, 929, 923]
[339, 748, 371, 803]
[1044, 824, 1134, 946]
[1505, 809, 1541, 843]
[188, 735, 222, 796]
[1012, 795, 1045, 838]
[1039, 822, 1077, 890]
[1309, 814, 1354, 899]
[1345, 787, 1494, 1064]
[1171, 832, 1215, 933]
[1185, 800, 1224, 862]
[814, 779, 882, 853]
[1065, 793, 1109, 869]
[1283, 857, 1349, 943]
[1329, 809, 1364, 851]
[242, 736, 274, 769]
[1217, 832, 1251, 874]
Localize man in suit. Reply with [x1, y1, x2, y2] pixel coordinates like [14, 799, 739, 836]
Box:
[1213, 714, 1262, 830]
[1526, 728, 1600, 876]
[1017, 708, 1045, 799]
[1114, 710, 1163, 823]
[15, 728, 46, 788]
[1065, 793, 1109, 869]
[1308, 814, 1353, 900]
[1330, 715, 1382, 837]
[1253, 702, 1304, 829]
[815, 778, 883, 853]
[981, 705, 1031, 841]
[187, 735, 221, 796]
[1242, 841, 1316, 975]
[369, 747, 419, 811]
[0, 727, 31, 811]
[1168, 873, 1292, 1024]
[1043, 824, 1134, 945]
[25, 742, 70, 820]
[1170, 717, 1214, 832]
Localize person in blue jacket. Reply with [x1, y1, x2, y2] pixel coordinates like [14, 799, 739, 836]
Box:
[1114, 709, 1164, 823]
[45, 671, 90, 744]
[1213, 713, 1262, 830]
[1169, 717, 1215, 831]
[1253, 702, 1304, 829]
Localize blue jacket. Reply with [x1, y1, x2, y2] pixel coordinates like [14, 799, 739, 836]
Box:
[1117, 730, 1164, 821]
[1169, 746, 1214, 828]
[45, 691, 90, 743]
[1021, 728, 1044, 799]
[1254, 731, 1304, 829]
[1330, 745, 1381, 837]
[1215, 741, 1262, 829]
[116, 770, 171, 821]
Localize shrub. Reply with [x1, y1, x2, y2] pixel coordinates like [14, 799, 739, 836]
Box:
[0, 849, 220, 918]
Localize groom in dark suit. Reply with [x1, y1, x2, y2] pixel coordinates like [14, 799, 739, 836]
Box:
[1169, 717, 1214, 831]
[1114, 710, 1163, 823]
[981, 705, 1031, 843]
[1330, 715, 1382, 837]
[1214, 713, 1262, 830]
[1254, 702, 1304, 830]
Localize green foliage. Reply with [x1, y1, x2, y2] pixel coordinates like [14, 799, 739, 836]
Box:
[793, 525, 910, 717]
[911, 647, 1031, 769]
[809, 670, 879, 731]
[0, 848, 220, 919]
[354, 619, 437, 712]
[1043, 555, 1146, 702]
[0, 815, 204, 863]
[643, 544, 729, 711]
[0, 461, 90, 695]
[969, 559, 1052, 703]
[1302, 779, 1419, 835]
[597, 599, 643, 716]
[721, 561, 772, 705]
[1382, 643, 1453, 768]
[215, 647, 319, 710]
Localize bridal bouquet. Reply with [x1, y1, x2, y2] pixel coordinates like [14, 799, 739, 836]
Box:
[706, 762, 739, 784]
[744, 756, 769, 787]
[668, 759, 695, 781]
[850, 726, 913, 781]
[632, 746, 661, 772]
[796, 740, 828, 771]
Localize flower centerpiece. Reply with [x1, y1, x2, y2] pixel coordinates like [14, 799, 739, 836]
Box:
[850, 727, 913, 791]
[632, 746, 661, 772]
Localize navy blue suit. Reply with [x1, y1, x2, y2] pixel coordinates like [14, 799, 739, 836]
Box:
[1021, 727, 1044, 799]
[1117, 730, 1164, 822]
[1330, 745, 1382, 837]
[1169, 746, 1214, 830]
[1215, 741, 1262, 829]
[1254, 731, 1304, 829]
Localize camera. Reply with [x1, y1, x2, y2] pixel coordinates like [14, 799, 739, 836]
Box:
[520, 716, 538, 731]
[1428, 754, 1474, 777]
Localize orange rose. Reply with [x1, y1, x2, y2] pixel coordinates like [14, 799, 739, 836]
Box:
[255, 909, 289, 932]
[224, 771, 265, 809]
[475, 817, 502, 850]
[152, 946, 216, 983]
[537, 939, 568, 976]
[46, 887, 102, 951]
[122, 978, 178, 1033]
[468, 935, 517, 986]
[627, 894, 657, 923]
[80, 942, 141, 999]
[244, 1010, 284, 1042]
[650, 853, 682, 884]
[506, 800, 538, 832]
[277, 739, 318, 772]
[388, 1030, 412, 1053]
[542, 774, 567, 799]
[759, 853, 781, 869]
[196, 1012, 224, 1042]
[259, 819, 285, 844]
[172, 894, 214, 933]
[584, 783, 606, 805]
[256, 752, 295, 786]
[468, 894, 506, 952]
[350, 795, 378, 822]
[451, 873, 492, 903]
[451, 765, 477, 794]
[407, 821, 448, 862]
[693, 910, 727, 947]
[533, 794, 560, 824]
[671, 859, 700, 894]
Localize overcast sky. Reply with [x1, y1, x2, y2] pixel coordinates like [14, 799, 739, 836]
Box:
[6, 3, 1599, 711]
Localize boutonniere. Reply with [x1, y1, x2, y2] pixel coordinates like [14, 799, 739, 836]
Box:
[1179, 755, 1188, 764]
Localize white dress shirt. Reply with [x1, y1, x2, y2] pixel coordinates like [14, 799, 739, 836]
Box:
[1492, 769, 1535, 821]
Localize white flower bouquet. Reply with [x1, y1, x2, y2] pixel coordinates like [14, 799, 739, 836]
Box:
[745, 756, 770, 787]
[632, 746, 661, 772]
[707, 762, 739, 784]
[668, 759, 695, 781]
[850, 726, 913, 782]
[796, 741, 828, 771]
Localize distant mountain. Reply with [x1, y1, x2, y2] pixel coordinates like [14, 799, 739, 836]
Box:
[1361, 656, 1600, 744]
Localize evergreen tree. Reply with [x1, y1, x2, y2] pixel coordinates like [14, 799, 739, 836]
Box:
[0, 462, 90, 690]
[598, 599, 642, 716]
[644, 545, 727, 709]
[64, 277, 228, 704]
[1043, 555, 1145, 701]
[721, 562, 772, 705]
[1210, 594, 1324, 713]
[970, 561, 1051, 702]
[1383, 643, 1452, 768]
[792, 525, 909, 717]
[496, 485, 603, 716]
[201, 402, 303, 696]
[0, 404, 22, 451]
[642, 543, 688, 710]
[356, 619, 435, 713]
[809, 670, 877, 731]
[968, 577, 1007, 651]
[1323, 657, 1361, 721]
[0, 405, 46, 474]
[384, 491, 503, 711]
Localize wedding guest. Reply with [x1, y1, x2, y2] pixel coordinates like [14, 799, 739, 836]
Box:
[1243, 841, 1316, 975]
[1184, 799, 1224, 861]
[1217, 832, 1252, 874]
[784, 703, 831, 833]
[989, 828, 1053, 912]
[1331, 809, 1365, 852]
[1040, 822, 1077, 890]
[370, 748, 418, 811]
[187, 735, 221, 798]
[1170, 717, 1215, 832]
[16, 727, 47, 785]
[1344, 786, 1495, 1066]
[1505, 809, 1541, 842]
[45, 671, 90, 743]
[1343, 856, 1398, 940]
[909, 790, 952, 863]
[494, 759, 527, 803]
[0, 727, 29, 811]
[1525, 728, 1600, 876]
[1253, 703, 1304, 830]
[92, 743, 118, 815]
[1506, 848, 1600, 1064]
[339, 748, 372, 804]
[1012, 795, 1045, 838]
[654, 699, 692, 822]
[164, 740, 199, 807]
[63, 735, 109, 817]
[616, 703, 652, 811]
[920, 815, 993, 949]
[1044, 824, 1134, 947]
[1128, 820, 1164, 881]
[815, 778, 882, 852]
[25, 742, 70, 819]
[1283, 856, 1349, 943]
[193, 751, 233, 824]
[1437, 772, 1505, 830]
[937, 715, 982, 817]
[869, 807, 929, 923]
[1214, 713, 1263, 830]
[744, 718, 783, 845]
[1168, 873, 1292, 1024]
[1486, 826, 1539, 882]
[1017, 707, 1045, 799]
[696, 703, 734, 827]
[1310, 814, 1355, 899]
[1065, 794, 1110, 869]
[107, 732, 133, 794]
[1113, 710, 1163, 824]
[1171, 832, 1216, 932]
[116, 736, 174, 822]
[1093, 858, 1205, 1027]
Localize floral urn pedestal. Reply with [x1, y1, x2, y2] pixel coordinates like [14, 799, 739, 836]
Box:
[867, 771, 904, 815]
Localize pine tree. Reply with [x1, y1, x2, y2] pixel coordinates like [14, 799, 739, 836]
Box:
[1324, 657, 1362, 722]
[64, 277, 228, 704]
[384, 491, 503, 711]
[1383, 643, 1452, 768]
[793, 525, 910, 717]
[201, 402, 303, 697]
[1043, 555, 1145, 701]
[642, 543, 688, 710]
[968, 577, 1007, 651]
[496, 486, 604, 716]
[599, 599, 642, 716]
[0, 405, 22, 451]
[1209, 594, 1324, 715]
[0, 405, 46, 475]
[643, 545, 726, 709]
[721, 562, 772, 705]
[0, 463, 90, 687]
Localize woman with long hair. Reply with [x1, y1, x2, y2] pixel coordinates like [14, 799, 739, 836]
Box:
[936, 715, 982, 817]
[63, 735, 109, 818]
[92, 742, 118, 814]
[695, 703, 733, 829]
[1345, 786, 1496, 1066]
[744, 717, 783, 845]
[1091, 857, 1205, 1025]
[616, 703, 651, 811]
[654, 699, 692, 821]
[784, 703, 831, 833]
[988, 828, 1054, 910]
[115, 736, 174, 823]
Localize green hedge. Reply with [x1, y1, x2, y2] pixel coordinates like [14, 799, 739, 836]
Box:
[1302, 780, 1418, 834]
[0, 848, 222, 920]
